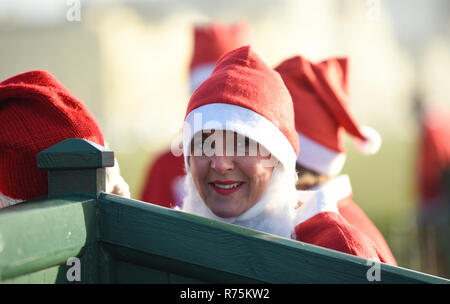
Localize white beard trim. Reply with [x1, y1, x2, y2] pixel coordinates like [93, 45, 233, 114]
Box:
[181, 164, 298, 239]
[0, 192, 24, 209]
[103, 142, 131, 199]
[105, 157, 131, 199]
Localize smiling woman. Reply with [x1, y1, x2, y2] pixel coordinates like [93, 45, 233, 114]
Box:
[189, 130, 276, 219]
[181, 46, 299, 237]
[179, 45, 395, 263]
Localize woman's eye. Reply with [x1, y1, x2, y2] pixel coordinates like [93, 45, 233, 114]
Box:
[191, 142, 204, 155]
[235, 137, 251, 156]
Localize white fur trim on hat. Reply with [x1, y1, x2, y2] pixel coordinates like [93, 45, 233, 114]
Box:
[189, 63, 216, 93]
[183, 103, 297, 171]
[353, 125, 382, 155]
[296, 132, 347, 176]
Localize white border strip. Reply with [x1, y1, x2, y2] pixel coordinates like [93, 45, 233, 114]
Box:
[296, 131, 346, 176]
[183, 103, 297, 170]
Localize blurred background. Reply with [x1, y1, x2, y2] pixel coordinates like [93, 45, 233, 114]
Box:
[1, 0, 449, 277]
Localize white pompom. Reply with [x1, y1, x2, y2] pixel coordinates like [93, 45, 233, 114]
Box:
[353, 125, 382, 154]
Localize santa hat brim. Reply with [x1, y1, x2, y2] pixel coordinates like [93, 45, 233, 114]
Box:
[183, 103, 297, 171]
[296, 131, 347, 176]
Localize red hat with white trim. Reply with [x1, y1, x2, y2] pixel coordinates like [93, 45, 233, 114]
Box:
[183, 46, 299, 171]
[275, 55, 381, 176]
[189, 22, 250, 93]
[0, 70, 104, 200]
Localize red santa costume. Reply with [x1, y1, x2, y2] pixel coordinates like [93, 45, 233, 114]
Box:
[416, 106, 450, 276]
[181, 45, 390, 262]
[417, 107, 450, 214]
[0, 70, 130, 209]
[140, 22, 250, 208]
[275, 55, 397, 265]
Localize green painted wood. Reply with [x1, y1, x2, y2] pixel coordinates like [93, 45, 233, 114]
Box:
[168, 273, 206, 284]
[2, 138, 449, 284]
[37, 138, 114, 169]
[1, 264, 63, 284]
[1, 190, 448, 284]
[98, 193, 450, 284]
[46, 168, 106, 198]
[100, 242, 262, 284]
[37, 138, 113, 197]
[116, 261, 169, 284]
[0, 196, 98, 282]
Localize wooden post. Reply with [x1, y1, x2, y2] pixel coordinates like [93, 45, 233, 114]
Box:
[37, 138, 114, 198]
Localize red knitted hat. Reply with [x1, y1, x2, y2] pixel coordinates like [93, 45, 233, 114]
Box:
[183, 46, 298, 170]
[0, 70, 104, 200]
[189, 22, 250, 93]
[275, 56, 381, 176]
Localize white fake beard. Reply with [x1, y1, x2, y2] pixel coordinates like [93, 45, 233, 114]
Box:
[105, 157, 131, 199]
[104, 142, 131, 199]
[0, 192, 24, 209]
[182, 164, 298, 239]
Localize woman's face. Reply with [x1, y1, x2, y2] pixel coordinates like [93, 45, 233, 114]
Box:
[189, 130, 275, 218]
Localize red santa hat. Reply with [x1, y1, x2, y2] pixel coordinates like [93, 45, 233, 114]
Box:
[183, 46, 299, 171]
[275, 55, 381, 176]
[189, 21, 250, 93]
[0, 70, 105, 200]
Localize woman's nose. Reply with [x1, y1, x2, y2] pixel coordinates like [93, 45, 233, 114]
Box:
[210, 155, 234, 173]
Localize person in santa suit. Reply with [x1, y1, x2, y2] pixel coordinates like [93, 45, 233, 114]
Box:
[181, 45, 392, 263]
[139, 21, 250, 208]
[0, 70, 130, 209]
[415, 97, 450, 277]
[274, 56, 398, 266]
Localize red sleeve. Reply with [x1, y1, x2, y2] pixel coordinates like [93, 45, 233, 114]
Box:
[139, 150, 185, 208]
[338, 197, 397, 265]
[295, 212, 387, 263]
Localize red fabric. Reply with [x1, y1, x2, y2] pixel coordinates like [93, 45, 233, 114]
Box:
[187, 46, 299, 156]
[295, 212, 389, 263]
[189, 22, 250, 71]
[418, 110, 450, 202]
[338, 196, 397, 265]
[0, 70, 104, 200]
[140, 149, 185, 208]
[275, 56, 365, 153]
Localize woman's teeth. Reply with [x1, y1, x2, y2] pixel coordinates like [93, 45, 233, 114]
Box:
[213, 182, 242, 189]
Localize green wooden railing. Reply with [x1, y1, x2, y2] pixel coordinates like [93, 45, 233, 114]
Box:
[0, 138, 448, 284]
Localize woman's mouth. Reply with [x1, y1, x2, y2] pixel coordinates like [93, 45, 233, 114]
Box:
[210, 180, 245, 195]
